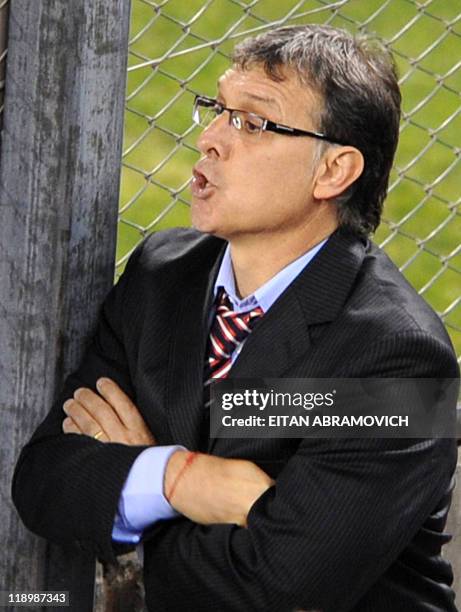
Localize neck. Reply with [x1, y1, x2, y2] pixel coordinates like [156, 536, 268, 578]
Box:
[229, 212, 338, 299]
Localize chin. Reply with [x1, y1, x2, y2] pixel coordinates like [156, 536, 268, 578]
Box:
[190, 196, 241, 240]
[190, 199, 220, 234]
[190, 209, 217, 235]
[190, 217, 230, 240]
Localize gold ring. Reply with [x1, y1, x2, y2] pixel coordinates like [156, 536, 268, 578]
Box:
[93, 430, 104, 440]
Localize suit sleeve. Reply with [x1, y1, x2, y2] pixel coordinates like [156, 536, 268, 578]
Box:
[11, 242, 150, 563]
[140, 331, 459, 612]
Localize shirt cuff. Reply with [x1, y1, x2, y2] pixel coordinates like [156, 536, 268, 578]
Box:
[112, 512, 142, 544]
[117, 444, 187, 533]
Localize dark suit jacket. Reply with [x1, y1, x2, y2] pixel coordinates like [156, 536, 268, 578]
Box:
[12, 227, 460, 612]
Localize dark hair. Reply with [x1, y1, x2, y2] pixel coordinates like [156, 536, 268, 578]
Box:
[232, 25, 401, 236]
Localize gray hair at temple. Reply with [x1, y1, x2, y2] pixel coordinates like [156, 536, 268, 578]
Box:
[232, 25, 401, 236]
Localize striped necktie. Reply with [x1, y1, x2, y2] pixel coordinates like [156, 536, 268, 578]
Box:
[204, 288, 264, 383]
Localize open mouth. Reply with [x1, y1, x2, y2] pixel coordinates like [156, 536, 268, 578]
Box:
[191, 168, 216, 199]
[193, 169, 208, 189]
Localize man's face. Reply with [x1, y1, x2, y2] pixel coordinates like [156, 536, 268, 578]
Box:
[190, 65, 328, 242]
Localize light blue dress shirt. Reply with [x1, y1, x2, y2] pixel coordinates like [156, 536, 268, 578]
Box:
[111, 237, 328, 545]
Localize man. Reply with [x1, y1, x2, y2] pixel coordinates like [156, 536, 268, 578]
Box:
[12, 24, 459, 612]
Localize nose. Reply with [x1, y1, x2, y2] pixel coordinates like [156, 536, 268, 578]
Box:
[197, 112, 232, 160]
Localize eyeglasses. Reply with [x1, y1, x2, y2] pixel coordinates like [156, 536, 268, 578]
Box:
[192, 95, 347, 145]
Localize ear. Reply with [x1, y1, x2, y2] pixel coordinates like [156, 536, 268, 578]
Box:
[313, 146, 364, 201]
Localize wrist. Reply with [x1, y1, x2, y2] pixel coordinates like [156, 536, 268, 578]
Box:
[164, 450, 190, 505]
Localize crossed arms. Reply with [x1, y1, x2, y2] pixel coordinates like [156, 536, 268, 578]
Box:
[61, 377, 274, 528]
[57, 355, 457, 612]
[12, 352, 457, 611]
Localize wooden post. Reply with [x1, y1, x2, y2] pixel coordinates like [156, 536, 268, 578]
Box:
[0, 1, 131, 609]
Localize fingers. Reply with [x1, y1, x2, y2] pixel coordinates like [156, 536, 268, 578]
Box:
[63, 387, 125, 441]
[62, 398, 103, 439]
[95, 377, 146, 430]
[62, 408, 108, 441]
[62, 412, 109, 441]
[61, 378, 156, 446]
[62, 415, 83, 435]
[76, 386, 124, 432]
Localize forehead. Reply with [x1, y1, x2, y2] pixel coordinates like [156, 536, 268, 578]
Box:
[217, 65, 320, 120]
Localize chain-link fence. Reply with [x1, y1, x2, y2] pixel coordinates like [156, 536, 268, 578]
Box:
[120, 0, 461, 360]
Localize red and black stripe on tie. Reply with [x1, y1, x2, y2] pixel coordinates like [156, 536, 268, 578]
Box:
[204, 288, 263, 383]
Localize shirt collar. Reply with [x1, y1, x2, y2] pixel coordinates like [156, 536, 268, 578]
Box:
[213, 238, 328, 314]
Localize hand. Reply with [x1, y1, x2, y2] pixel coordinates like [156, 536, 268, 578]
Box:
[165, 451, 274, 527]
[62, 377, 156, 446]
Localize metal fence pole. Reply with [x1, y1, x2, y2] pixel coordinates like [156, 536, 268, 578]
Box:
[0, 1, 131, 610]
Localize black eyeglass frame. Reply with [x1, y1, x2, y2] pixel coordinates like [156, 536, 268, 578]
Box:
[193, 95, 349, 146]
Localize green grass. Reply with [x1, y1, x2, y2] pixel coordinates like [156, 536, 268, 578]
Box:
[119, 0, 461, 357]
